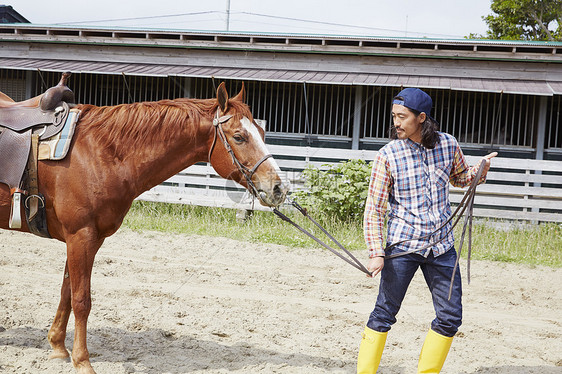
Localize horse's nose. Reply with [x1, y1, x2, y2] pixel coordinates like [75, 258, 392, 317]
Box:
[272, 180, 289, 204]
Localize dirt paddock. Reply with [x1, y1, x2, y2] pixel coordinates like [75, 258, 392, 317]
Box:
[0, 228, 561, 373]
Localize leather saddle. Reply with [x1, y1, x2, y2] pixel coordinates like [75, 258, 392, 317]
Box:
[0, 72, 75, 232]
[0, 72, 74, 132]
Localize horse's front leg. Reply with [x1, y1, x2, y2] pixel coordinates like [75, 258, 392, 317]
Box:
[65, 230, 104, 374]
[48, 260, 72, 360]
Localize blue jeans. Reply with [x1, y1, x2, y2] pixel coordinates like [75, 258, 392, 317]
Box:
[367, 248, 462, 337]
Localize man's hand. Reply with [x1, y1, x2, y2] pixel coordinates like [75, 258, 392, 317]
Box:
[481, 152, 498, 175]
[366, 256, 384, 278]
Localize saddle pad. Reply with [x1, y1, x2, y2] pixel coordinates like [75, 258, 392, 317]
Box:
[38, 109, 80, 161]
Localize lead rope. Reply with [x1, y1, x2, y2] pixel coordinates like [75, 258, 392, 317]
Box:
[447, 159, 486, 299]
[273, 199, 372, 276]
[272, 160, 487, 291]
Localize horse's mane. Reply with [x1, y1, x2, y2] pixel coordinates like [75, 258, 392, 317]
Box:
[76, 98, 253, 159]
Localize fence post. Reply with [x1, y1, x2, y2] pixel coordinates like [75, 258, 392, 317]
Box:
[531, 96, 549, 221]
[352, 86, 363, 150]
[535, 97, 548, 165]
[25, 70, 33, 99]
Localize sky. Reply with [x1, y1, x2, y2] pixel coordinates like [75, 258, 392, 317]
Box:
[9, 0, 493, 39]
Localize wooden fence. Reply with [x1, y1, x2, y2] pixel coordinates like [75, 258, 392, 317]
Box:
[138, 145, 562, 223]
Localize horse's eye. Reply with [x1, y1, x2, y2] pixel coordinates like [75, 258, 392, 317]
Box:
[233, 134, 246, 143]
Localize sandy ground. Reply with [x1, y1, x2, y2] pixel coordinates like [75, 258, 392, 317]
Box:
[0, 228, 561, 374]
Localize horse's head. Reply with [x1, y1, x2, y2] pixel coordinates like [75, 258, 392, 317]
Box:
[208, 82, 289, 207]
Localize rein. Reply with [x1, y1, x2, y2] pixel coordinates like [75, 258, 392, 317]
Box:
[208, 107, 486, 298]
[274, 160, 487, 299]
[208, 111, 273, 199]
[273, 200, 372, 276]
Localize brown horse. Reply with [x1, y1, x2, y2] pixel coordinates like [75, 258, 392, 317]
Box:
[0, 82, 288, 373]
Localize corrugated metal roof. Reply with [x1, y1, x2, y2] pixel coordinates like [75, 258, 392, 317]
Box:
[547, 81, 562, 95]
[6, 23, 562, 47]
[0, 57, 557, 96]
[2, 24, 562, 63]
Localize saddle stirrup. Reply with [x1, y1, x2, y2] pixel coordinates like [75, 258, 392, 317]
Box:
[9, 188, 24, 229]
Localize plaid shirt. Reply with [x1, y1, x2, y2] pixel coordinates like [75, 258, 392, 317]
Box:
[364, 132, 487, 258]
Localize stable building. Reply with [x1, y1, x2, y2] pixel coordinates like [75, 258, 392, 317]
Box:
[0, 23, 561, 221]
[0, 5, 29, 24]
[1, 23, 561, 160]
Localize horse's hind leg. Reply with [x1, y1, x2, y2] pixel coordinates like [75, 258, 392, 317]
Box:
[48, 260, 72, 360]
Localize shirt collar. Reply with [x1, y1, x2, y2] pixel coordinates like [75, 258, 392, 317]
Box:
[404, 138, 424, 152]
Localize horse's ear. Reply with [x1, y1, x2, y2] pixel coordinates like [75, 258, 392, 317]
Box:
[217, 82, 229, 112]
[232, 82, 246, 103]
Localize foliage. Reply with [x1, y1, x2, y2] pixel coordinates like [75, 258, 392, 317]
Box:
[477, 0, 562, 41]
[292, 159, 372, 223]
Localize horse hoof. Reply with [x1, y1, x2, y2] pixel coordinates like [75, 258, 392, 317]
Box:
[49, 349, 70, 361]
[76, 364, 96, 374]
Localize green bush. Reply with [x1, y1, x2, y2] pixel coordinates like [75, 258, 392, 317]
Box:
[292, 159, 372, 223]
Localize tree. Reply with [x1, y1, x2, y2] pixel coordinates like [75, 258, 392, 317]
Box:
[480, 0, 562, 41]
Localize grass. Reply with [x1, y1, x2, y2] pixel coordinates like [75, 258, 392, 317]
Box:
[468, 221, 562, 267]
[123, 201, 562, 268]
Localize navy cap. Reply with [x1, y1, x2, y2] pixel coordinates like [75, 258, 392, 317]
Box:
[392, 88, 433, 119]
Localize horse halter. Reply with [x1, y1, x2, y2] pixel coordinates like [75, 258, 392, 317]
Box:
[208, 110, 273, 198]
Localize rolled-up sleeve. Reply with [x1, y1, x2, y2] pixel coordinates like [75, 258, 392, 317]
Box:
[364, 152, 391, 258]
[449, 144, 487, 188]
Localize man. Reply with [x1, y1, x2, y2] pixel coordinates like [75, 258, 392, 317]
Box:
[357, 87, 497, 373]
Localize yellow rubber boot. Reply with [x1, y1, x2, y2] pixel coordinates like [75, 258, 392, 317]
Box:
[357, 326, 387, 374]
[417, 329, 454, 373]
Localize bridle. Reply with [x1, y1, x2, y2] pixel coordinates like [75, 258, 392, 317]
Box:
[208, 110, 273, 199]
